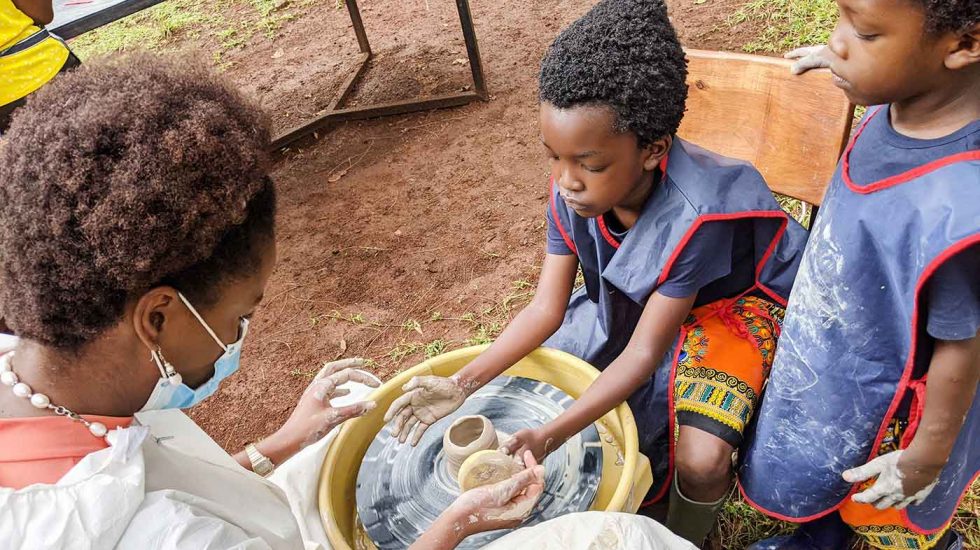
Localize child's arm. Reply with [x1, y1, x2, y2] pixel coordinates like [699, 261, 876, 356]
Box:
[385, 253, 579, 444]
[845, 333, 980, 508]
[13, 0, 55, 25]
[900, 335, 980, 492]
[453, 253, 579, 387]
[501, 290, 695, 460]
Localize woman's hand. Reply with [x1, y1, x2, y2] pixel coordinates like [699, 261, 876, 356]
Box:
[384, 375, 469, 445]
[235, 358, 379, 472]
[410, 451, 546, 549]
[452, 450, 547, 534]
[499, 427, 561, 463]
[273, 359, 379, 458]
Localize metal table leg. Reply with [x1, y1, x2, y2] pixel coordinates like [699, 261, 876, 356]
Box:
[270, 0, 488, 150]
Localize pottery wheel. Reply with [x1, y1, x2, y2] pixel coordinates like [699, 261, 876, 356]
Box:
[356, 376, 603, 549]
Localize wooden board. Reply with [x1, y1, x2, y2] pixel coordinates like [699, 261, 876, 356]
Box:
[51, 0, 165, 40]
[678, 49, 854, 205]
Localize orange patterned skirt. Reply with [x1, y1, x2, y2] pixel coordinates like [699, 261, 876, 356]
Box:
[673, 295, 785, 447]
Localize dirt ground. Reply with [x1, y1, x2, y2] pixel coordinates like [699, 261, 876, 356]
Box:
[188, 0, 765, 451]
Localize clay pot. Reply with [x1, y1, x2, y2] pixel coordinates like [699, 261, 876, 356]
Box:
[443, 415, 498, 478]
[457, 449, 522, 491]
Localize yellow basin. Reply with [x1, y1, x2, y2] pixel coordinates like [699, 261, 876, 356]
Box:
[318, 345, 654, 549]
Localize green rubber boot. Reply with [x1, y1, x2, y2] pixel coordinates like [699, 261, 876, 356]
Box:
[665, 473, 727, 548]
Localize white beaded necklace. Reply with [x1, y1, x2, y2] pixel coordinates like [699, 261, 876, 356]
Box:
[0, 351, 109, 440]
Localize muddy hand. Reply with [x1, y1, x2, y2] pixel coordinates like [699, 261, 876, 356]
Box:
[499, 427, 557, 463]
[306, 358, 380, 402]
[450, 450, 546, 536]
[284, 358, 380, 449]
[384, 374, 467, 446]
[784, 45, 830, 75]
[843, 450, 940, 510]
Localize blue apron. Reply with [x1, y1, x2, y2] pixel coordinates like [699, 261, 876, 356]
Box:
[740, 108, 980, 532]
[544, 138, 808, 502]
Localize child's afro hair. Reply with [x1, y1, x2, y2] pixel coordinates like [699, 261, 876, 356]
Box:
[916, 0, 979, 34]
[0, 54, 274, 350]
[539, 0, 688, 146]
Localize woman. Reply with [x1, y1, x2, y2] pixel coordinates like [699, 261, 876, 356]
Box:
[0, 54, 546, 549]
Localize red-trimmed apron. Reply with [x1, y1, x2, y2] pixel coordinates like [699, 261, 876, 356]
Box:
[545, 138, 808, 501]
[740, 107, 980, 533]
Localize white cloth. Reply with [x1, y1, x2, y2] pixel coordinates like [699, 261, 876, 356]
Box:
[485, 512, 697, 550]
[0, 366, 381, 550]
[0, 358, 688, 550]
[0, 409, 308, 550]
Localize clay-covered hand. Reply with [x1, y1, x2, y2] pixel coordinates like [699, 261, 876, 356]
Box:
[784, 45, 830, 75]
[278, 358, 380, 450]
[384, 375, 468, 446]
[448, 450, 546, 537]
[843, 449, 941, 510]
[498, 427, 561, 462]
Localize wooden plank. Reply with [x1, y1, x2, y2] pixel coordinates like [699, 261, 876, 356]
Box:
[50, 0, 165, 40]
[456, 0, 488, 99]
[270, 92, 481, 150]
[678, 49, 854, 205]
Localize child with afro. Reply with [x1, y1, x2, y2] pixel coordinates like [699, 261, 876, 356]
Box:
[742, 1, 979, 549]
[385, 0, 809, 544]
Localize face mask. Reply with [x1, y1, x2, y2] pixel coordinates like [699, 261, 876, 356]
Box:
[139, 292, 249, 411]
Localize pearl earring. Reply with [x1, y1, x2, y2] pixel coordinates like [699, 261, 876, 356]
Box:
[151, 347, 182, 386]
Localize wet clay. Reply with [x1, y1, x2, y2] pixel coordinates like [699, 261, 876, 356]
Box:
[356, 376, 604, 549]
[443, 415, 498, 478]
[457, 450, 522, 492]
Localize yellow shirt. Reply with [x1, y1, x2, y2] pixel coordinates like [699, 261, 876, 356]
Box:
[1, 0, 69, 106]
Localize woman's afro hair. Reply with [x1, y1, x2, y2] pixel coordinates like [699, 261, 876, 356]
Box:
[539, 0, 688, 146]
[0, 54, 273, 350]
[916, 0, 979, 34]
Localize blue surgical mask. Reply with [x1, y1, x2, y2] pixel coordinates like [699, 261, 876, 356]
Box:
[139, 292, 249, 411]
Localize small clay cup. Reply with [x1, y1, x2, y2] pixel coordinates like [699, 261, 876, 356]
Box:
[443, 415, 498, 478]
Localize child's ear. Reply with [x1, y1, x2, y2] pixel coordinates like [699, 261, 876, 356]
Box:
[641, 135, 672, 172]
[945, 23, 980, 70]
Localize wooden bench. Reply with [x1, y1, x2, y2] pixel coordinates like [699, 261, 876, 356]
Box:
[677, 49, 854, 207]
